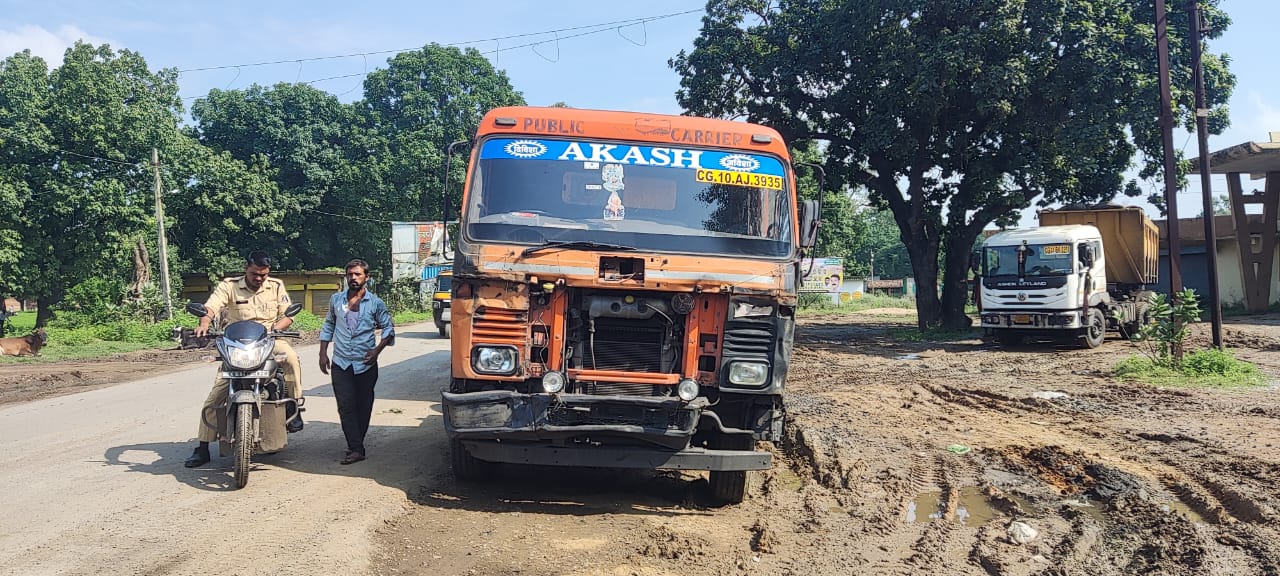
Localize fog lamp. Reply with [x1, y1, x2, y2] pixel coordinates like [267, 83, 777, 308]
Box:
[677, 379, 700, 402]
[541, 371, 566, 394]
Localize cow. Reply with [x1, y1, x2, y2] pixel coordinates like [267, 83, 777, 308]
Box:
[0, 328, 47, 357]
[171, 326, 214, 350]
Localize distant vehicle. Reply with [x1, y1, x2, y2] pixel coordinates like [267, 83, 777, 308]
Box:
[975, 205, 1159, 348]
[432, 270, 452, 338]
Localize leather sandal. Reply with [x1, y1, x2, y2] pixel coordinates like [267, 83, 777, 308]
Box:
[340, 451, 365, 465]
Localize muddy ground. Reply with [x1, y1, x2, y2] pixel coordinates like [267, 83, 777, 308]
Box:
[0, 331, 322, 406]
[374, 312, 1280, 576]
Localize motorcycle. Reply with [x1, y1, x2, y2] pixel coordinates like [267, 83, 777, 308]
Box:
[186, 301, 304, 489]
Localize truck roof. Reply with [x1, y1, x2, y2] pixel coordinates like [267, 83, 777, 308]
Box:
[983, 224, 1101, 247]
[475, 106, 792, 159]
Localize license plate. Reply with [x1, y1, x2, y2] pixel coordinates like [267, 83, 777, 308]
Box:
[1011, 314, 1032, 325]
[221, 370, 273, 379]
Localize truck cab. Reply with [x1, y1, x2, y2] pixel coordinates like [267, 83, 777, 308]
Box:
[977, 205, 1158, 348]
[440, 106, 820, 504]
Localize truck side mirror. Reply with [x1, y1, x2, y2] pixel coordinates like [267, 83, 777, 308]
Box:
[969, 251, 981, 273]
[798, 199, 821, 249]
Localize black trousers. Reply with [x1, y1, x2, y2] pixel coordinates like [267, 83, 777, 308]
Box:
[331, 363, 379, 453]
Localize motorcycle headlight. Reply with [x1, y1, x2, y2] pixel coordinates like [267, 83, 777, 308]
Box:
[472, 346, 518, 375]
[728, 361, 770, 387]
[220, 340, 273, 370]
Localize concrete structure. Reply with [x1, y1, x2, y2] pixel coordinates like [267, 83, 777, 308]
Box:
[1153, 214, 1278, 310]
[1187, 132, 1280, 312]
[181, 271, 345, 317]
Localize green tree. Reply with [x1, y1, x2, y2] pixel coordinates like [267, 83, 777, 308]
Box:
[190, 83, 357, 270]
[672, 0, 1234, 329]
[0, 43, 184, 326]
[361, 44, 525, 224]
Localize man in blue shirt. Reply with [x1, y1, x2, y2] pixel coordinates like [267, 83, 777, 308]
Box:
[319, 259, 395, 465]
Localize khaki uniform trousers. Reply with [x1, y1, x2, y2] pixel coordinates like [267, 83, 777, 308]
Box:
[196, 339, 302, 443]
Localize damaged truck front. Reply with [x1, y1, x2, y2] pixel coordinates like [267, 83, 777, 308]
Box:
[442, 106, 820, 504]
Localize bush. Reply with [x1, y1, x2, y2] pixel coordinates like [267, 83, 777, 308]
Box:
[1115, 349, 1265, 388]
[385, 278, 429, 314]
[291, 310, 323, 332]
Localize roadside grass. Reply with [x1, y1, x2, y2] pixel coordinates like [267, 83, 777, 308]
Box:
[886, 326, 982, 343]
[5, 311, 36, 332]
[1115, 348, 1267, 389]
[393, 311, 433, 324]
[0, 340, 171, 363]
[797, 293, 919, 317]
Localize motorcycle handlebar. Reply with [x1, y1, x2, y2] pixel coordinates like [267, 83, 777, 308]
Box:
[200, 330, 301, 338]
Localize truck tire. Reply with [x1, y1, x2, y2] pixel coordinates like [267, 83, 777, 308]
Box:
[995, 330, 1023, 348]
[450, 439, 490, 481]
[436, 321, 449, 338]
[1081, 308, 1105, 349]
[709, 435, 754, 505]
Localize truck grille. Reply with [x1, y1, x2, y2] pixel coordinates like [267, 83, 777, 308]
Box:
[722, 319, 775, 359]
[588, 318, 664, 373]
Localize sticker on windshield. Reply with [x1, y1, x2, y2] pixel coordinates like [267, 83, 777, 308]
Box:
[1041, 244, 1071, 257]
[695, 168, 784, 190]
[602, 164, 626, 220]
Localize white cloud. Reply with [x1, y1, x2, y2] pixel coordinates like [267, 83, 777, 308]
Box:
[0, 24, 112, 65]
[1250, 91, 1280, 135]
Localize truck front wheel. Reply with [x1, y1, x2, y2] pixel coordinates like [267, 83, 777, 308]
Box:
[708, 434, 754, 505]
[1081, 308, 1105, 349]
[450, 439, 491, 481]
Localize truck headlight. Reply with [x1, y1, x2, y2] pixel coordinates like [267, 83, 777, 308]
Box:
[541, 371, 566, 393]
[677, 379, 700, 401]
[472, 346, 518, 375]
[728, 361, 769, 386]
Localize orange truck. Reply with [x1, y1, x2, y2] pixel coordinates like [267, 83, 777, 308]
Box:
[442, 106, 820, 503]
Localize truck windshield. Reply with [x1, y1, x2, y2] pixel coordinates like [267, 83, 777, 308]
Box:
[984, 244, 1074, 277]
[464, 137, 793, 258]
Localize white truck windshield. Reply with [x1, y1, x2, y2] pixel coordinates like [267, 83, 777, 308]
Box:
[984, 244, 1074, 277]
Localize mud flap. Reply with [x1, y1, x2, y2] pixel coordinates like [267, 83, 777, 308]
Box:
[258, 402, 288, 453]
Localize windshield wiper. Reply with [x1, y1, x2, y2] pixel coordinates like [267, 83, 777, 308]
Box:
[520, 240, 637, 258]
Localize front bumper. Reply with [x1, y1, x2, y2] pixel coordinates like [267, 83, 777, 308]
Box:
[442, 390, 772, 471]
[980, 309, 1083, 329]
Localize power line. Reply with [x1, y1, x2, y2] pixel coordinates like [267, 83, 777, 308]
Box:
[178, 9, 703, 101]
[0, 127, 149, 168]
[305, 207, 396, 224]
[176, 9, 702, 73]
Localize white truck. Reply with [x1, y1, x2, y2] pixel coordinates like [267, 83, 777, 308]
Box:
[975, 205, 1160, 348]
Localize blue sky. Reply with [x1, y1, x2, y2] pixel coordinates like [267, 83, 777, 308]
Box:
[1, 0, 1276, 223]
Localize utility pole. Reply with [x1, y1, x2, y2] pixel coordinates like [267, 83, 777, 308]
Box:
[1189, 0, 1223, 349]
[152, 148, 173, 320]
[1155, 0, 1185, 360]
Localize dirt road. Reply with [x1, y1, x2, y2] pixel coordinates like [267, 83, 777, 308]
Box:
[0, 324, 450, 576]
[373, 314, 1280, 576]
[5, 315, 1280, 575]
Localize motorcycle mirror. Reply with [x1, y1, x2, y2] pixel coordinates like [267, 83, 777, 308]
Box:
[284, 302, 304, 317]
[186, 302, 209, 318]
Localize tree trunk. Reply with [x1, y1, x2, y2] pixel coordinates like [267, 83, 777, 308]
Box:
[129, 236, 151, 301]
[35, 297, 56, 328]
[939, 229, 979, 330]
[905, 234, 942, 330]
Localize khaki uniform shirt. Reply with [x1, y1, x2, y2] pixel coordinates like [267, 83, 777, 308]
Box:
[205, 276, 292, 329]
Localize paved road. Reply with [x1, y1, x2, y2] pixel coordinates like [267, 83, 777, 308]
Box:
[0, 324, 452, 576]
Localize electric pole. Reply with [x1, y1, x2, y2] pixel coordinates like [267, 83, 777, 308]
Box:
[152, 148, 173, 320]
[1189, 0, 1223, 349]
[1155, 0, 1185, 359]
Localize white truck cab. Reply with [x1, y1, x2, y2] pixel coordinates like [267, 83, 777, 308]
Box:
[976, 205, 1158, 349]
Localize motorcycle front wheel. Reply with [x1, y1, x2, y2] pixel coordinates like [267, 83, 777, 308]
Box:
[233, 403, 254, 488]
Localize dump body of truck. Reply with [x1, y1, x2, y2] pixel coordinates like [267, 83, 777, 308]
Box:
[441, 106, 815, 503]
[1037, 206, 1158, 288]
[977, 205, 1158, 348]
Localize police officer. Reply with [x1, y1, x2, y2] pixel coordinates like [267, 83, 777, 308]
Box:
[184, 250, 304, 468]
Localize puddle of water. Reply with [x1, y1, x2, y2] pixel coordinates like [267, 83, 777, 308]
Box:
[1061, 497, 1107, 523]
[895, 353, 923, 361]
[1162, 501, 1208, 524]
[906, 488, 1006, 526]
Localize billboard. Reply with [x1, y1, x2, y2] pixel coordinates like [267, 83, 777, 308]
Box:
[391, 222, 450, 281]
[800, 257, 844, 293]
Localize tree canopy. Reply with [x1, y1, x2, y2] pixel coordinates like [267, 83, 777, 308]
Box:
[672, 0, 1234, 328]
